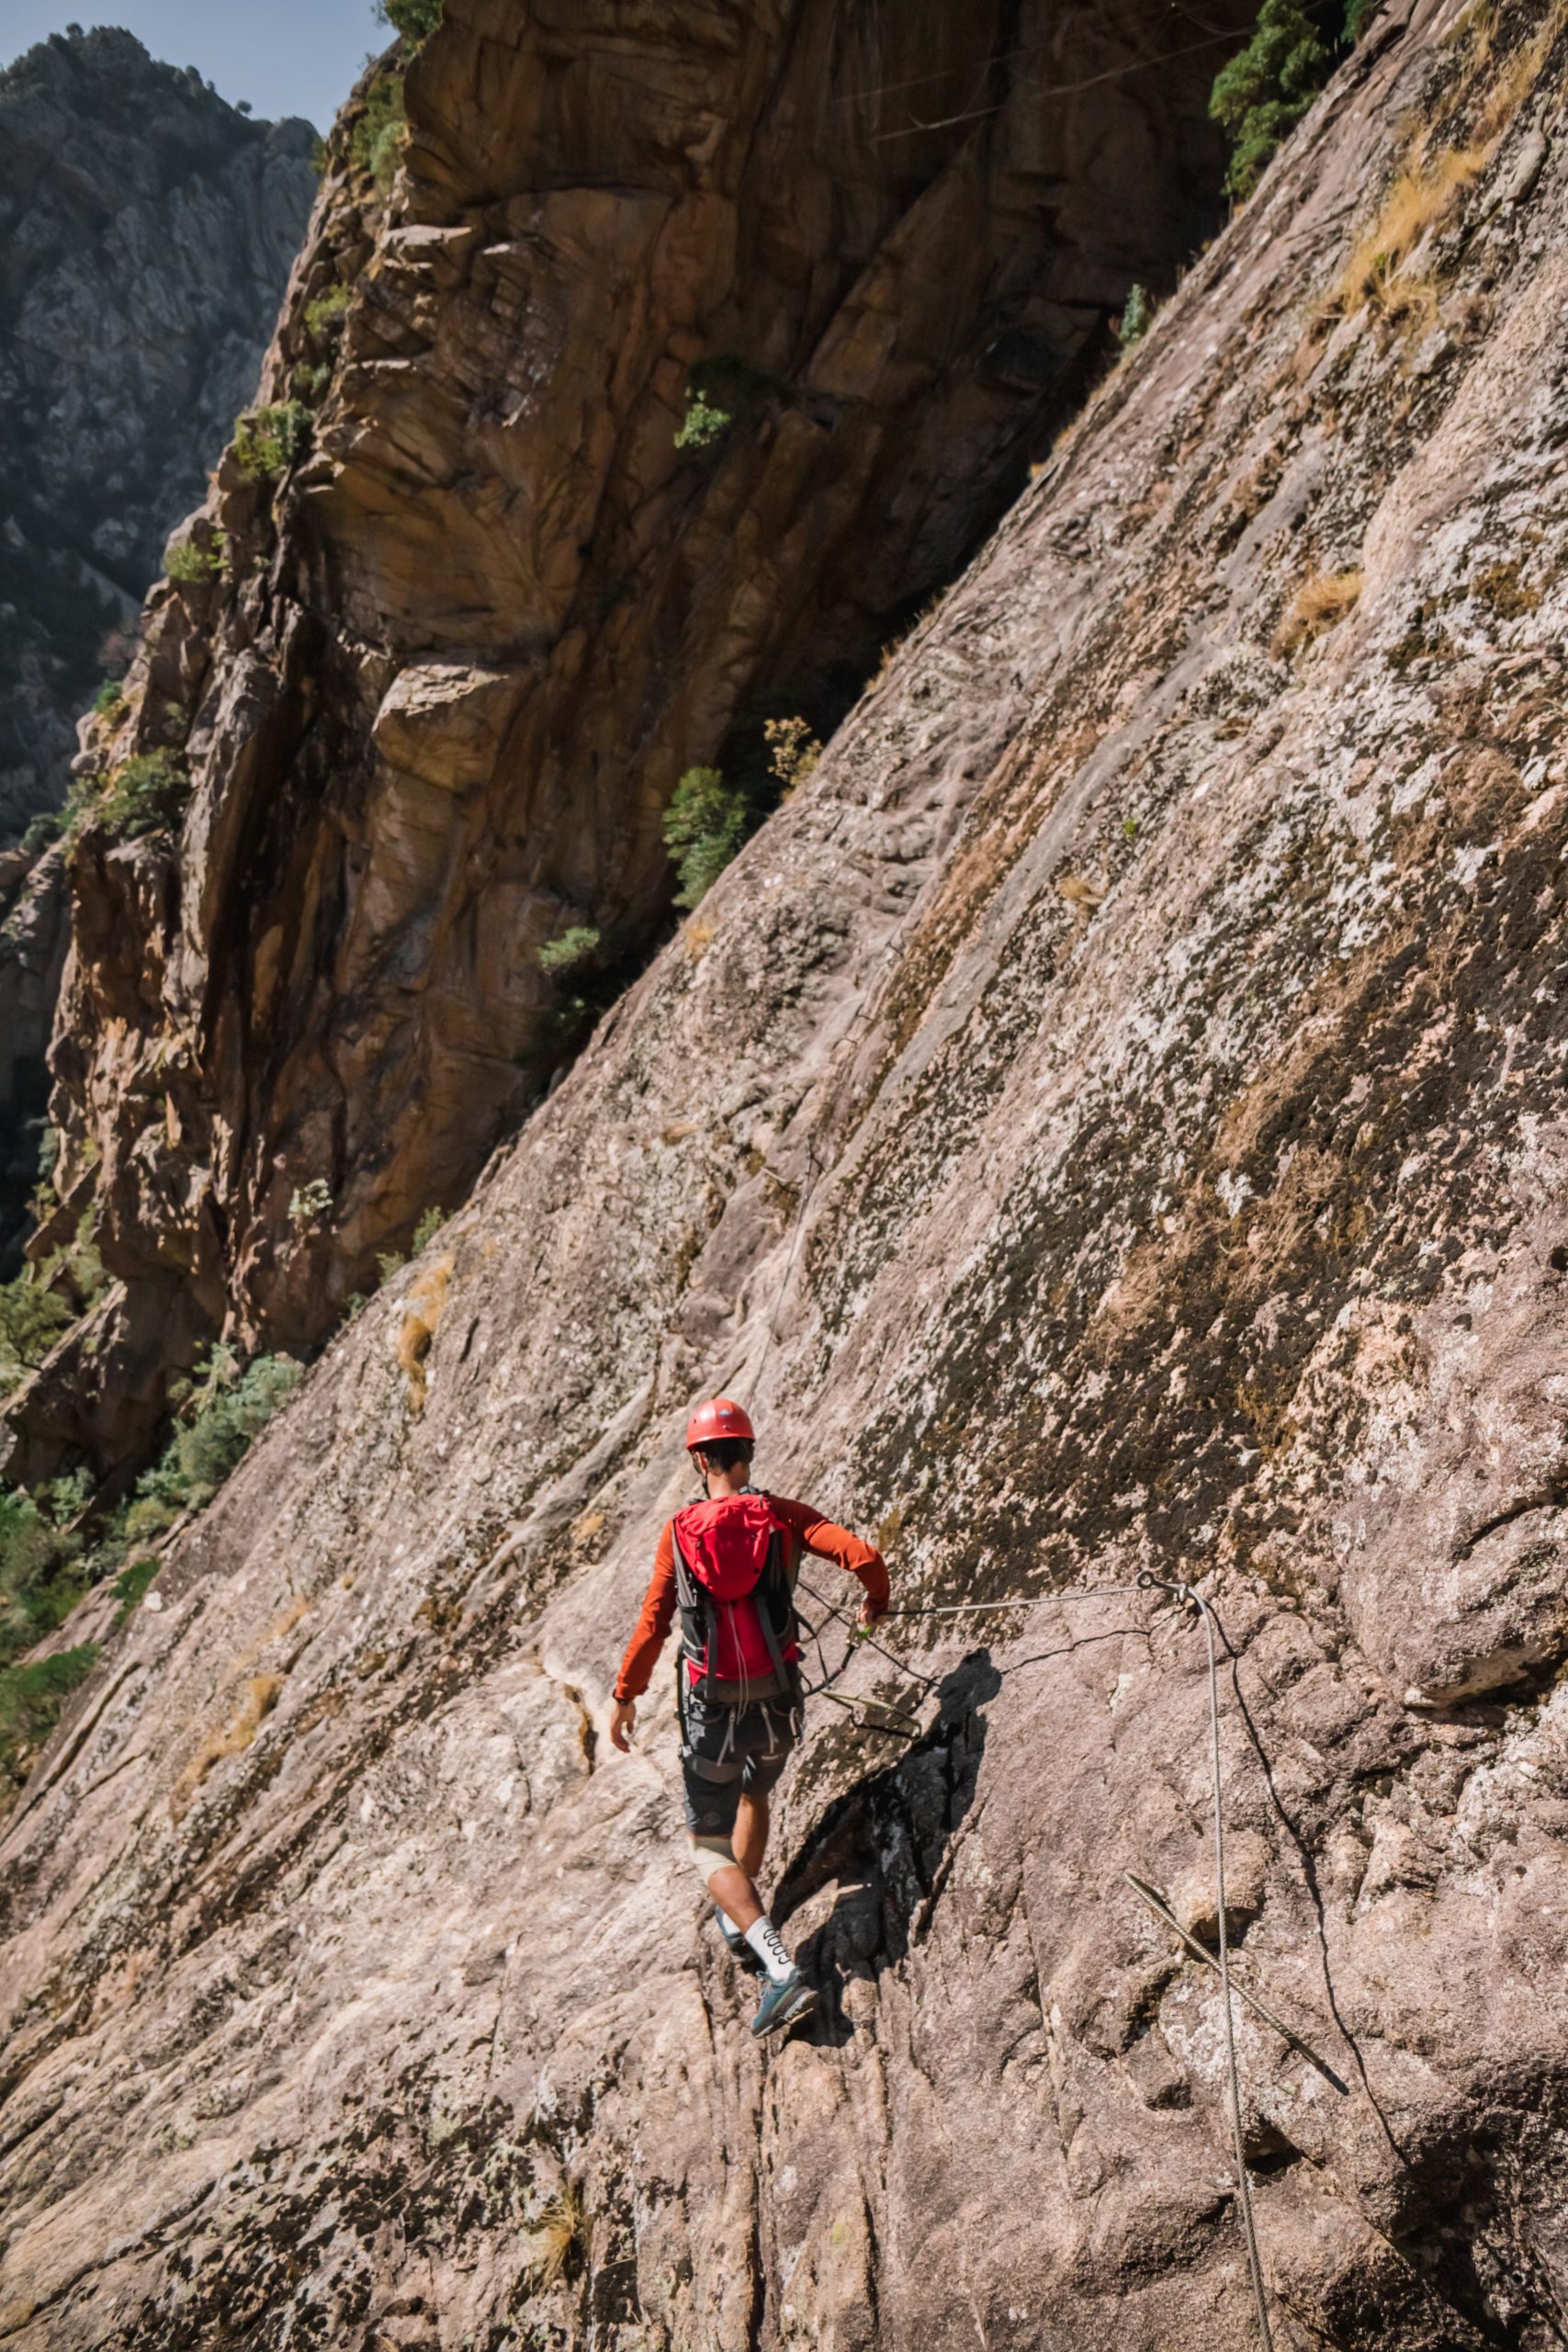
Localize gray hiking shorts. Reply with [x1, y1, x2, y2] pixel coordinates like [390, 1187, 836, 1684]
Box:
[680, 1690, 798, 1838]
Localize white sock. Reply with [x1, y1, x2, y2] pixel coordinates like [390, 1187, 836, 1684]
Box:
[716, 1907, 739, 1936]
[744, 1916, 794, 1984]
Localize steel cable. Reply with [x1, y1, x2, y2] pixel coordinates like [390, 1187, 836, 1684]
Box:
[1145, 1577, 1276, 2352]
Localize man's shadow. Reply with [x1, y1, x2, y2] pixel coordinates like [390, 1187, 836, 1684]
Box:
[773, 1650, 1001, 2046]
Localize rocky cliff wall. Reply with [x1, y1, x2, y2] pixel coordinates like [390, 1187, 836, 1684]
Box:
[0, 27, 316, 843]
[9, 0, 1247, 1481]
[0, 27, 316, 1279]
[5, 0, 1568, 2345]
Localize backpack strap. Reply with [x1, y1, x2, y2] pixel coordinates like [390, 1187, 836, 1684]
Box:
[753, 1527, 794, 1688]
[670, 1518, 717, 1708]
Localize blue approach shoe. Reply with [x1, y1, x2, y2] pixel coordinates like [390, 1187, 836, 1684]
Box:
[751, 1968, 818, 2039]
[718, 1913, 765, 1975]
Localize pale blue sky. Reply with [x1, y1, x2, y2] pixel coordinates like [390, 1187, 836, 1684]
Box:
[0, 0, 389, 132]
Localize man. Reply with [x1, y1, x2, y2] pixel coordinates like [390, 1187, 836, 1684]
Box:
[610, 1396, 889, 2037]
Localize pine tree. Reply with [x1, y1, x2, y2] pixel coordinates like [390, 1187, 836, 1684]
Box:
[1210, 0, 1332, 198]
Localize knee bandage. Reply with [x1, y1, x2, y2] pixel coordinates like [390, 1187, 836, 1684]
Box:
[688, 1831, 737, 1890]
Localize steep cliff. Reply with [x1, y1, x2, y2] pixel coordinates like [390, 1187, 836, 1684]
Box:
[9, 0, 1248, 1481]
[0, 27, 316, 842]
[3, 0, 1567, 2341]
[0, 27, 316, 1283]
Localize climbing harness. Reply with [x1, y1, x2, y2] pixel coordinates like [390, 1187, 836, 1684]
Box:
[791, 1563, 1357, 2350]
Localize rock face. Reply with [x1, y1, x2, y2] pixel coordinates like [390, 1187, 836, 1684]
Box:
[6, 0, 1568, 2345]
[0, 27, 316, 844]
[0, 28, 314, 1263]
[9, 0, 1246, 1478]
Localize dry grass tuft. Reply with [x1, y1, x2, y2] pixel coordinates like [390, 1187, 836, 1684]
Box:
[1056, 870, 1108, 922]
[1053, 860, 1104, 903]
[1382, 271, 1441, 339]
[1272, 566, 1363, 656]
[764, 715, 821, 797]
[1472, 5, 1560, 142]
[680, 914, 716, 964]
[1337, 0, 1563, 321]
[397, 1254, 453, 1413]
[171, 1673, 285, 1817]
[1337, 142, 1488, 315]
[865, 633, 906, 693]
[528, 2185, 588, 2290]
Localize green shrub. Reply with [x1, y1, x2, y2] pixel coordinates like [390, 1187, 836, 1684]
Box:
[131, 1351, 304, 1534]
[165, 531, 225, 583]
[1211, 0, 1333, 198]
[674, 394, 733, 451]
[289, 1177, 333, 1227]
[537, 925, 601, 976]
[91, 677, 127, 718]
[0, 1645, 99, 1792]
[233, 402, 312, 482]
[20, 809, 63, 853]
[378, 0, 443, 41]
[663, 767, 752, 909]
[110, 1555, 159, 1623]
[351, 70, 408, 186]
[0, 1487, 85, 1684]
[1119, 284, 1156, 346]
[45, 1469, 91, 1525]
[377, 1249, 406, 1284]
[0, 1347, 300, 1798]
[303, 283, 352, 342]
[0, 1277, 74, 1399]
[412, 1205, 446, 1252]
[98, 752, 189, 843]
[30, 1208, 107, 1317]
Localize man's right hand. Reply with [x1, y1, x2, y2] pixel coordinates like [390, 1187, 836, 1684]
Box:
[610, 1698, 637, 1752]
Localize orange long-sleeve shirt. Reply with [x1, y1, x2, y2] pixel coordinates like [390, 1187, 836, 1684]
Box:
[614, 1494, 890, 1702]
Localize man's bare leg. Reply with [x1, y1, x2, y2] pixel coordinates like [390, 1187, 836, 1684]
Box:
[707, 1862, 762, 1931]
[734, 1790, 769, 1881]
[703, 1794, 813, 2029]
[705, 1792, 771, 1932]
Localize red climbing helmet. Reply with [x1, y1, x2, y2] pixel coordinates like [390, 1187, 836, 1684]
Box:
[685, 1396, 755, 1453]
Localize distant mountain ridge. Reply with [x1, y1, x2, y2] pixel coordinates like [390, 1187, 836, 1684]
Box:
[0, 24, 315, 843]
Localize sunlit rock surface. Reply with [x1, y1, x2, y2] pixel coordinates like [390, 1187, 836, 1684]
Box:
[5, 0, 1568, 2344]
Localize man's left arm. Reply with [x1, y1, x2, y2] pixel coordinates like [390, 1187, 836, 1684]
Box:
[773, 1496, 890, 1626]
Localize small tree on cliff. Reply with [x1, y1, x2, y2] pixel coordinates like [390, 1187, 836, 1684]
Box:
[1211, 0, 1331, 197]
[1211, 0, 1385, 199]
[377, 0, 442, 42]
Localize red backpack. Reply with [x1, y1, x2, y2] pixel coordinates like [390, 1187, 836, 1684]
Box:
[671, 1491, 800, 1701]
